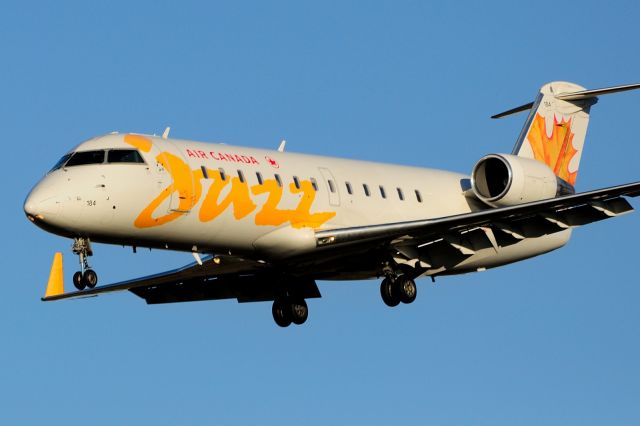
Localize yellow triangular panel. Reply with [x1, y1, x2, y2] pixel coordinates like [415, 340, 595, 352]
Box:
[44, 252, 65, 298]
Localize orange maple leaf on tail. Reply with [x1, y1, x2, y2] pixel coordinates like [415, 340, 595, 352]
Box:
[527, 113, 578, 185]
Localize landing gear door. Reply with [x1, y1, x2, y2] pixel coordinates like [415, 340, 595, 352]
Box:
[318, 167, 340, 206]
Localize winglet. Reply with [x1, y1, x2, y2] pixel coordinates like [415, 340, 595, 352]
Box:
[44, 252, 65, 299]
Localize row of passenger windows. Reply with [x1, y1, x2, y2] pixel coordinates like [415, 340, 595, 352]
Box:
[50, 149, 145, 172]
[50, 150, 424, 203]
[208, 167, 424, 203]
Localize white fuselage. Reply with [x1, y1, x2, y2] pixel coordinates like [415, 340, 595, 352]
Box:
[24, 133, 569, 279]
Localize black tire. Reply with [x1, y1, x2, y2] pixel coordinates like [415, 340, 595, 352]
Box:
[290, 299, 308, 325]
[83, 269, 98, 289]
[272, 298, 292, 328]
[73, 271, 85, 291]
[380, 277, 400, 307]
[398, 276, 417, 304]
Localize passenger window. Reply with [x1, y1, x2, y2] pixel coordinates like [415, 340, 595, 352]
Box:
[256, 172, 264, 185]
[345, 182, 353, 194]
[219, 168, 227, 181]
[415, 190, 423, 203]
[201, 166, 209, 179]
[397, 188, 404, 200]
[107, 149, 144, 164]
[65, 150, 105, 167]
[310, 178, 319, 191]
[379, 186, 386, 199]
[293, 176, 301, 189]
[328, 180, 336, 193]
[237, 170, 245, 183]
[363, 184, 370, 197]
[275, 174, 282, 187]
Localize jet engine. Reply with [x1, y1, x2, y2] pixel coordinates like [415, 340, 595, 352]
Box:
[471, 154, 574, 207]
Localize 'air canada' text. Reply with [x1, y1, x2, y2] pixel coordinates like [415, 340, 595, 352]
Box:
[124, 134, 336, 229]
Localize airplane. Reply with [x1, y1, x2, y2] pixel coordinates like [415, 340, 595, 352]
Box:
[24, 81, 640, 327]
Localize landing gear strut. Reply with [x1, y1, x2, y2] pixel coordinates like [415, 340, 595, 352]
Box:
[72, 237, 98, 291]
[272, 296, 309, 327]
[380, 275, 417, 307]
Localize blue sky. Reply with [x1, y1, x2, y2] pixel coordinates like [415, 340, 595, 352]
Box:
[3, 1, 640, 424]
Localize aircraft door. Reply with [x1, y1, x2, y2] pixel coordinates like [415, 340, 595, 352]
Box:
[159, 139, 199, 215]
[131, 137, 195, 217]
[318, 167, 340, 206]
[139, 141, 175, 215]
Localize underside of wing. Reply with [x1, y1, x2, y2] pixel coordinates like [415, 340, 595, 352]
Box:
[42, 254, 321, 304]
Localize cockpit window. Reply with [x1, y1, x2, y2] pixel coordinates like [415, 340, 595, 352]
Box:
[49, 153, 72, 173]
[65, 150, 105, 167]
[48, 148, 145, 172]
[107, 149, 145, 164]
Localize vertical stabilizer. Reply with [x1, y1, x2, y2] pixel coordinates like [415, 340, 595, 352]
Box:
[511, 81, 596, 186]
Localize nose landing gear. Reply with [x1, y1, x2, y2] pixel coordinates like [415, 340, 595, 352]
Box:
[71, 237, 98, 291]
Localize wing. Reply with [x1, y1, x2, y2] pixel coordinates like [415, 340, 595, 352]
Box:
[42, 253, 321, 304]
[313, 181, 640, 271]
[42, 181, 640, 303]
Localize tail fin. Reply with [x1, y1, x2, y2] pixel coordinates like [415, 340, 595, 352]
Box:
[493, 81, 640, 186]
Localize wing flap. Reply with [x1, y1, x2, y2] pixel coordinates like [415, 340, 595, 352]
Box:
[130, 275, 321, 304]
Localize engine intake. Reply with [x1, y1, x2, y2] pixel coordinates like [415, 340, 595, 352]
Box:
[471, 154, 574, 207]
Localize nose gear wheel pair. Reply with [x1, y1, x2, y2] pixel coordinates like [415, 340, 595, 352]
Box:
[71, 237, 98, 291]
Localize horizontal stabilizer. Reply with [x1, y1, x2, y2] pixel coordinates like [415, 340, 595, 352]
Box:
[491, 102, 535, 119]
[492, 82, 640, 119]
[555, 83, 640, 101]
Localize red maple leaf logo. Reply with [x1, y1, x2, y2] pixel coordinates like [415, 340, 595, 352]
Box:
[265, 156, 279, 168]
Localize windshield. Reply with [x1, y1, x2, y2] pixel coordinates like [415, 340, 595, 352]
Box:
[48, 148, 145, 172]
[65, 150, 106, 167]
[107, 149, 145, 164]
[49, 153, 72, 173]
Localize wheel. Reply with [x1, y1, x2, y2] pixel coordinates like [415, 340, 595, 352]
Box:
[73, 271, 85, 291]
[272, 298, 292, 327]
[380, 277, 400, 307]
[82, 269, 98, 289]
[397, 276, 417, 304]
[290, 299, 308, 325]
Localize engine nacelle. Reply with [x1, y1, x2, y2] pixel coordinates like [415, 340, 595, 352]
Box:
[471, 154, 574, 207]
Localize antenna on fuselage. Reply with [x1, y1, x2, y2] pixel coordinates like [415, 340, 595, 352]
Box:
[277, 139, 286, 152]
[162, 127, 171, 139]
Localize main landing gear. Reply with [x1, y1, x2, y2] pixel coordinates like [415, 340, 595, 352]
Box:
[71, 237, 98, 291]
[380, 275, 417, 307]
[272, 297, 309, 327]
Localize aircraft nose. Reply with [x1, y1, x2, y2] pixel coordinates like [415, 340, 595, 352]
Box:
[24, 182, 61, 223]
[23, 196, 37, 219]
